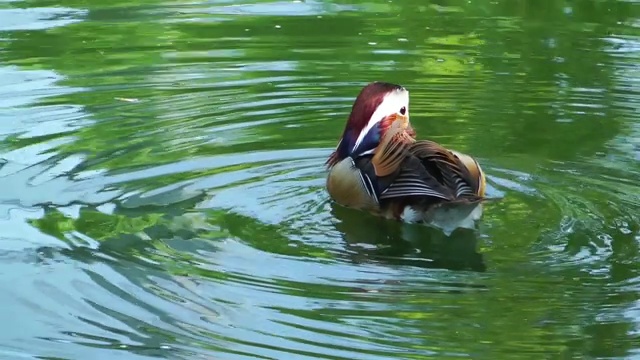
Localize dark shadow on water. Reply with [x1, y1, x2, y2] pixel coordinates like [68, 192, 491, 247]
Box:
[330, 204, 487, 273]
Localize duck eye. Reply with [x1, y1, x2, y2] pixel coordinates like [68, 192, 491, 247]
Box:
[399, 106, 406, 115]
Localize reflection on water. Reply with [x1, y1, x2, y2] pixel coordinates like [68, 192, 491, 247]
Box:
[1, 0, 640, 359]
[331, 205, 487, 272]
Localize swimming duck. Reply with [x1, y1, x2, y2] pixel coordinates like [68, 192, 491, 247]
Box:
[325, 81, 487, 233]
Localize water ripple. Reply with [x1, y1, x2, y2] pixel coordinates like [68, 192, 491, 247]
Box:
[2, 0, 640, 359]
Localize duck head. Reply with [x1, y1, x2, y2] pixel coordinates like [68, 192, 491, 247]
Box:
[326, 82, 416, 167]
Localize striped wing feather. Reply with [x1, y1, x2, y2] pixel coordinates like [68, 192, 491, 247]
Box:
[410, 140, 480, 198]
[379, 156, 454, 201]
[375, 140, 484, 202]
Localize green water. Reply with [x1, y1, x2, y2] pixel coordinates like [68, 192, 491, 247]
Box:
[1, 0, 639, 358]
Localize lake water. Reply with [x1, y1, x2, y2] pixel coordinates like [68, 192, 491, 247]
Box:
[1, 0, 640, 359]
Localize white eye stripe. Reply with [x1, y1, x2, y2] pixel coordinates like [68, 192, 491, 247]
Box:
[351, 89, 409, 153]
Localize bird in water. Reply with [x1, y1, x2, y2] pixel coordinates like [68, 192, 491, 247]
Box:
[325, 81, 487, 235]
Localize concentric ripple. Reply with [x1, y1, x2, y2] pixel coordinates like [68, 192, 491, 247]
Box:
[1, 0, 640, 359]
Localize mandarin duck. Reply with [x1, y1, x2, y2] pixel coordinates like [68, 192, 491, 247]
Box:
[325, 82, 487, 234]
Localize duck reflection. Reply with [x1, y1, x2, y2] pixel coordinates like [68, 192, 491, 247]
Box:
[330, 204, 486, 272]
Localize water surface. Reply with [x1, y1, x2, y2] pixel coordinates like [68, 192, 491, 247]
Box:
[1, 0, 640, 359]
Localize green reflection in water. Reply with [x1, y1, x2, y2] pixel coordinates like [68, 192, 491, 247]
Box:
[0, 0, 640, 359]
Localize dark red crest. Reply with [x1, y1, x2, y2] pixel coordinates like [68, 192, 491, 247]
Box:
[347, 82, 405, 134]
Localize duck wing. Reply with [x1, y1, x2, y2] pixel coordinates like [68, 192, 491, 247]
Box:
[449, 149, 486, 197]
[354, 155, 455, 202]
[408, 140, 484, 200]
[352, 126, 485, 203]
[353, 120, 456, 202]
[354, 140, 485, 203]
[377, 155, 456, 201]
